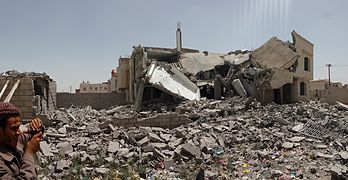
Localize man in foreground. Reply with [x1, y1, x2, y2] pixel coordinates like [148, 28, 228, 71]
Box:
[0, 102, 43, 179]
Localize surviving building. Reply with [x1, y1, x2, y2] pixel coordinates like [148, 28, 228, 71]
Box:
[79, 81, 110, 93]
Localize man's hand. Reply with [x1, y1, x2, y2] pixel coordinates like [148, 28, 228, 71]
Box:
[21, 117, 43, 134]
[30, 118, 42, 132]
[25, 132, 43, 154]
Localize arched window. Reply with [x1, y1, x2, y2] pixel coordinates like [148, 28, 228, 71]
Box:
[300, 82, 306, 95]
[304, 57, 309, 71]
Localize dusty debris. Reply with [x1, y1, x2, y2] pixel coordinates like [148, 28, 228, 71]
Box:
[36, 98, 348, 179]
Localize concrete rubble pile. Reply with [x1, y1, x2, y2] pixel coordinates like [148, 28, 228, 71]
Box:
[1, 70, 53, 80]
[134, 48, 274, 111]
[37, 99, 348, 179]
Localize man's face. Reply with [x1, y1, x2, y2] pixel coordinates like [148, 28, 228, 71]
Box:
[0, 116, 21, 148]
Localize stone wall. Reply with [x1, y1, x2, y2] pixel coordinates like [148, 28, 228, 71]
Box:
[99, 113, 191, 129]
[57, 92, 128, 110]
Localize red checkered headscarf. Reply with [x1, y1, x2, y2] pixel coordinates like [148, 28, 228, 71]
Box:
[0, 102, 20, 116]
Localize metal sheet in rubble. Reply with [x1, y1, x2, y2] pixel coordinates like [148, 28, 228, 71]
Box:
[298, 120, 340, 140]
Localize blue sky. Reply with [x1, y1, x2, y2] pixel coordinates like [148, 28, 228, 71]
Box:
[1, 0, 347, 92]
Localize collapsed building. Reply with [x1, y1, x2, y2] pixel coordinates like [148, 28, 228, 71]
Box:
[252, 31, 313, 104]
[116, 28, 313, 110]
[0, 70, 57, 125]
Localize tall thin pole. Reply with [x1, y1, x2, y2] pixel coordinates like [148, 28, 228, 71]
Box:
[326, 64, 332, 85]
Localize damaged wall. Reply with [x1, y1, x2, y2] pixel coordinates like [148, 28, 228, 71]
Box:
[292, 31, 314, 80]
[99, 113, 191, 129]
[0, 73, 56, 119]
[56, 92, 128, 110]
[269, 69, 293, 89]
[116, 57, 130, 93]
[0, 77, 34, 119]
[36, 80, 57, 114]
[309, 80, 348, 104]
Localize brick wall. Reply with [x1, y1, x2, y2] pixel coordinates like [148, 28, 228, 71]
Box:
[0, 77, 34, 119]
[99, 112, 192, 129]
[57, 92, 128, 110]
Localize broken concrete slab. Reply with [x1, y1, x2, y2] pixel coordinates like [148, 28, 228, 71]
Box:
[168, 138, 182, 150]
[316, 152, 334, 159]
[288, 136, 305, 142]
[95, 167, 109, 175]
[59, 144, 73, 156]
[145, 62, 200, 101]
[336, 101, 348, 111]
[138, 136, 150, 146]
[331, 163, 347, 176]
[55, 160, 70, 173]
[40, 141, 54, 157]
[315, 144, 328, 149]
[159, 133, 171, 142]
[153, 148, 166, 160]
[148, 132, 164, 143]
[150, 143, 167, 150]
[232, 79, 247, 97]
[291, 124, 304, 133]
[338, 151, 348, 160]
[181, 143, 201, 158]
[282, 142, 294, 149]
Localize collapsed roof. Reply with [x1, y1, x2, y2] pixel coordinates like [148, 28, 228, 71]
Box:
[132, 31, 312, 110]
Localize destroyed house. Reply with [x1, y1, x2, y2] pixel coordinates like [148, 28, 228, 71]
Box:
[0, 70, 57, 122]
[251, 31, 314, 104]
[127, 45, 267, 108]
[128, 46, 200, 106]
[119, 28, 313, 108]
